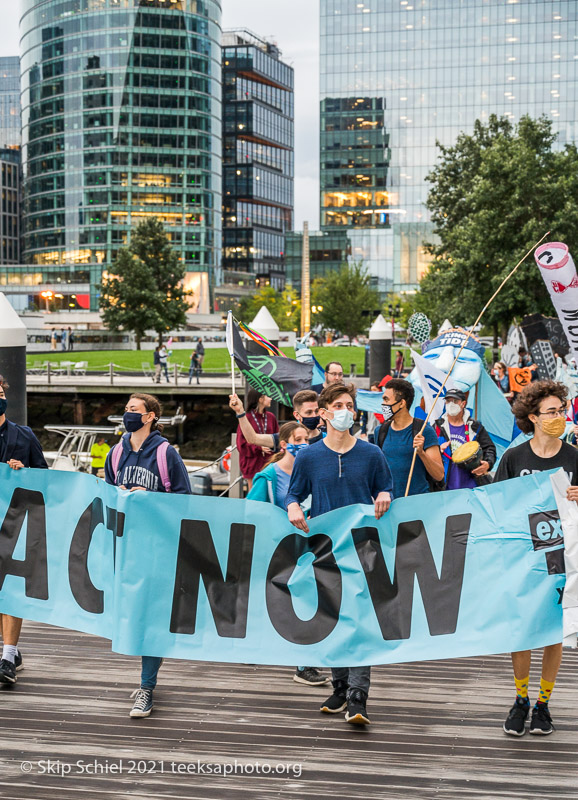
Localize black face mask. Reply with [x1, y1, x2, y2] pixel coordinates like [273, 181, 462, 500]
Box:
[0, 398, 6, 416]
[300, 414, 321, 430]
[381, 402, 400, 421]
[123, 411, 146, 432]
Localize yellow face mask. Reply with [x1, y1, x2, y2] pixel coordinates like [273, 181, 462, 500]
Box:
[540, 417, 566, 438]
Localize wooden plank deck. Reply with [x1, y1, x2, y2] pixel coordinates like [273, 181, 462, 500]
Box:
[1, 622, 577, 800]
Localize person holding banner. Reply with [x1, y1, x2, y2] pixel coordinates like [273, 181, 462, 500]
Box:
[285, 383, 393, 725]
[104, 393, 192, 718]
[0, 382, 48, 685]
[494, 380, 578, 736]
[248, 420, 330, 689]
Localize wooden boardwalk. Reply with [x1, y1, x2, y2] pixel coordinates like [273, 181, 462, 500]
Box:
[1, 622, 577, 800]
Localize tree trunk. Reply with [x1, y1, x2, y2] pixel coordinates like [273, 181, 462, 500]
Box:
[158, 331, 164, 347]
[136, 333, 141, 351]
[492, 322, 498, 349]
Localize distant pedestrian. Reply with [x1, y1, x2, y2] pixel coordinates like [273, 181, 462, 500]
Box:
[158, 345, 170, 383]
[90, 435, 110, 476]
[50, 329, 57, 351]
[60, 328, 67, 352]
[67, 327, 74, 352]
[195, 337, 205, 372]
[153, 346, 161, 384]
[394, 350, 404, 378]
[188, 352, 201, 385]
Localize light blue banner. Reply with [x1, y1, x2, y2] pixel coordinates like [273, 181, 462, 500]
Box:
[0, 464, 564, 666]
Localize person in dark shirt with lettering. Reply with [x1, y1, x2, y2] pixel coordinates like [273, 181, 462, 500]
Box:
[286, 383, 393, 726]
[495, 380, 578, 737]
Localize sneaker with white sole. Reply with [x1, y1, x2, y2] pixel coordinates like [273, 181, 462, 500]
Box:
[320, 680, 348, 714]
[503, 696, 530, 736]
[294, 667, 331, 686]
[529, 703, 554, 735]
[129, 688, 154, 718]
[345, 688, 370, 725]
[14, 650, 23, 672]
[0, 659, 17, 684]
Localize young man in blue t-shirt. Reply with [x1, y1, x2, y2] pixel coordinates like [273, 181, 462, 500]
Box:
[376, 378, 444, 498]
[286, 383, 393, 726]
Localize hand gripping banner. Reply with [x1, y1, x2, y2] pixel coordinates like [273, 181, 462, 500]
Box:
[0, 464, 571, 666]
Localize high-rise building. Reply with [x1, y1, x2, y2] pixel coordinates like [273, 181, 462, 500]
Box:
[218, 29, 294, 311]
[320, 0, 578, 294]
[0, 149, 21, 265]
[0, 57, 21, 150]
[285, 229, 350, 293]
[18, 0, 222, 311]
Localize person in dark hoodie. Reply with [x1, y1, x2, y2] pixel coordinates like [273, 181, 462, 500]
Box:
[104, 392, 191, 718]
[0, 381, 48, 685]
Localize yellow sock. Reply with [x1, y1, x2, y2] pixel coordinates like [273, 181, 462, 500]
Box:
[537, 678, 555, 705]
[515, 675, 529, 700]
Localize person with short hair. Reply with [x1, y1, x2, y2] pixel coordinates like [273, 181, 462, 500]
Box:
[104, 393, 191, 719]
[158, 344, 170, 383]
[153, 346, 162, 384]
[495, 380, 578, 737]
[292, 389, 325, 443]
[285, 383, 393, 725]
[195, 337, 205, 372]
[90, 434, 110, 476]
[0, 382, 48, 686]
[435, 388, 496, 490]
[376, 378, 444, 498]
[324, 361, 344, 388]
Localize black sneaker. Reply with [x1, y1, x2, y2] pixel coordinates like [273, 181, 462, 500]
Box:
[129, 688, 154, 718]
[320, 680, 347, 713]
[14, 650, 23, 672]
[294, 667, 331, 686]
[503, 696, 530, 736]
[345, 688, 370, 725]
[529, 703, 554, 735]
[0, 659, 17, 684]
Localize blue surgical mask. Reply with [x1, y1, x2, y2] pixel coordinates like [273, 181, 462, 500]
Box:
[123, 411, 146, 432]
[328, 408, 355, 431]
[286, 442, 308, 457]
[0, 398, 6, 416]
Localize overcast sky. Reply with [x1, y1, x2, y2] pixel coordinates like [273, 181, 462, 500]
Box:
[2, 2, 319, 229]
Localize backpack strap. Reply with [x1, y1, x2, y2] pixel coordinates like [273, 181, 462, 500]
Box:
[377, 420, 393, 449]
[156, 441, 172, 492]
[110, 441, 124, 484]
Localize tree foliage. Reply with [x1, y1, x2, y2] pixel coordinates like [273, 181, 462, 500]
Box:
[312, 262, 381, 340]
[420, 114, 578, 338]
[238, 286, 301, 331]
[99, 218, 190, 348]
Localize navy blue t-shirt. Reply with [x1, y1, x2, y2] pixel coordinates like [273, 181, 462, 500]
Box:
[377, 421, 439, 498]
[285, 438, 393, 518]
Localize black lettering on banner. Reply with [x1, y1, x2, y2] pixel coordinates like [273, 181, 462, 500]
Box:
[0, 488, 48, 600]
[528, 510, 565, 576]
[68, 498, 107, 614]
[352, 514, 471, 640]
[170, 520, 255, 637]
[265, 533, 342, 645]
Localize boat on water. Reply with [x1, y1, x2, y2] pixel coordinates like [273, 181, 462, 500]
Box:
[44, 423, 232, 495]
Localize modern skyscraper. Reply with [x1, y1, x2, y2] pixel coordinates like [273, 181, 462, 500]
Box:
[320, 0, 578, 294]
[19, 0, 222, 311]
[0, 149, 21, 265]
[218, 29, 294, 311]
[0, 57, 21, 150]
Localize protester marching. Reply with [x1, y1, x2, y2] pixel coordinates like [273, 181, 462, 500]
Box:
[1, 237, 578, 759]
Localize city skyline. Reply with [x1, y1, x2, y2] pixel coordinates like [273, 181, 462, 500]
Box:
[0, 1, 320, 231]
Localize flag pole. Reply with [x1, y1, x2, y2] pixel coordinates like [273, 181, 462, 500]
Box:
[226, 310, 236, 396]
[403, 230, 550, 497]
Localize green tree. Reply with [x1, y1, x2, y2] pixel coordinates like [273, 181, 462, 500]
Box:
[238, 286, 301, 331]
[312, 262, 381, 340]
[421, 114, 578, 341]
[99, 218, 190, 348]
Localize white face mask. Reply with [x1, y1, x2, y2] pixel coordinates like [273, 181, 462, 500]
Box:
[327, 408, 355, 431]
[446, 402, 462, 417]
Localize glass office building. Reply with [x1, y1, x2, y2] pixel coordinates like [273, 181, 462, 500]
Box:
[19, 0, 222, 310]
[219, 29, 294, 311]
[0, 57, 22, 149]
[320, 0, 578, 293]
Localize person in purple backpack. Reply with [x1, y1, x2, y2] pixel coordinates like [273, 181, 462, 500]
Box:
[104, 393, 191, 718]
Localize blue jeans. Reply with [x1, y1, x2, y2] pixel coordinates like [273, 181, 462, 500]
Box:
[140, 656, 163, 689]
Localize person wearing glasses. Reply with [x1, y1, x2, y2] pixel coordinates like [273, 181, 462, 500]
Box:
[324, 361, 344, 388]
[494, 380, 578, 738]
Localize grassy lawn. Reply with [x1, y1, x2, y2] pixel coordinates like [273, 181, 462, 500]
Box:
[26, 345, 414, 374]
